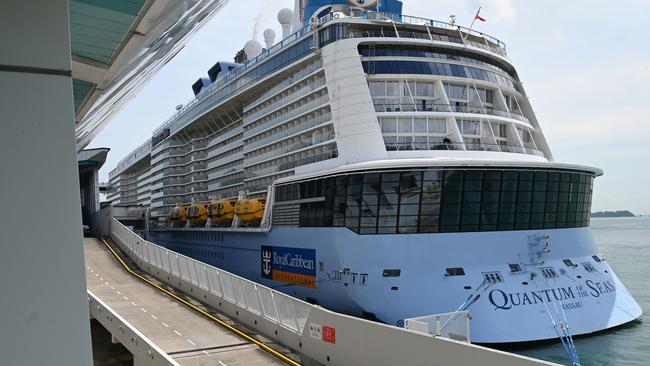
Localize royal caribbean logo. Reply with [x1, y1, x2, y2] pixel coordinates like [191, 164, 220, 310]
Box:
[261, 245, 317, 288]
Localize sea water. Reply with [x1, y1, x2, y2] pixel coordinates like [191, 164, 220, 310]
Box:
[512, 217, 650, 365]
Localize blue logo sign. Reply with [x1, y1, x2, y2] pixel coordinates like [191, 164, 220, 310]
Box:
[261, 245, 317, 288]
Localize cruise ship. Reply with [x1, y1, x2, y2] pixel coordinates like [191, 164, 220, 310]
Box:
[107, 0, 642, 343]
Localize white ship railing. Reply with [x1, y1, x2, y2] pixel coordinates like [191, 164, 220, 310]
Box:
[373, 102, 529, 123]
[405, 311, 471, 343]
[109, 140, 152, 179]
[88, 291, 180, 366]
[384, 141, 546, 157]
[106, 217, 559, 366]
[317, 10, 507, 57]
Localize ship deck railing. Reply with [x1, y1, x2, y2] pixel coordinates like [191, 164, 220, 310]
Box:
[317, 9, 506, 57]
[384, 141, 545, 157]
[373, 102, 529, 123]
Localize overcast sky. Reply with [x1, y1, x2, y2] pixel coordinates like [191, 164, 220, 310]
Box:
[88, 0, 650, 214]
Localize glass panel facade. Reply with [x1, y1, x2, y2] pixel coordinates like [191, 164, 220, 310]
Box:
[362, 60, 516, 89]
[275, 168, 594, 234]
[359, 45, 514, 79]
[379, 116, 447, 151]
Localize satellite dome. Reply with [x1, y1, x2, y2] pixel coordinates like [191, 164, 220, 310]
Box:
[277, 8, 293, 24]
[244, 39, 263, 59]
[263, 29, 276, 48]
[263, 28, 276, 40]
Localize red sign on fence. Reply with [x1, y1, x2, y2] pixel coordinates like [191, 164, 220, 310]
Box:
[322, 325, 336, 344]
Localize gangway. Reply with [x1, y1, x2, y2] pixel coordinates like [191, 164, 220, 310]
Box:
[89, 217, 561, 366]
[85, 237, 296, 365]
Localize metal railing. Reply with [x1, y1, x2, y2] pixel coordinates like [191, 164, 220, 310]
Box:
[109, 140, 152, 179]
[374, 102, 528, 123]
[244, 94, 330, 139]
[405, 311, 471, 343]
[244, 78, 326, 124]
[111, 219, 312, 334]
[107, 219, 558, 366]
[385, 141, 545, 157]
[318, 9, 506, 56]
[88, 291, 180, 366]
[151, 22, 315, 138]
[244, 113, 332, 151]
[245, 60, 324, 113]
[244, 129, 336, 166]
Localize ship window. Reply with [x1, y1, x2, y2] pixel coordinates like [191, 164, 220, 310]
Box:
[383, 269, 401, 277]
[350, 273, 358, 285]
[592, 255, 602, 262]
[445, 267, 465, 276]
[292, 168, 593, 234]
[563, 259, 576, 267]
[582, 262, 596, 272]
[333, 271, 342, 282]
[540, 267, 559, 279]
[483, 271, 504, 284]
[360, 273, 368, 286]
[509, 263, 523, 273]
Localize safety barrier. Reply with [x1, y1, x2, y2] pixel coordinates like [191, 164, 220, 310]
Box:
[110, 218, 558, 366]
[405, 311, 471, 343]
[88, 291, 179, 366]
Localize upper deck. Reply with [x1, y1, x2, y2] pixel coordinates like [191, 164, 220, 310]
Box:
[108, 5, 556, 213]
[111, 9, 511, 176]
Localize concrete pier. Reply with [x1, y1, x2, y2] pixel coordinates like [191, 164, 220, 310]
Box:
[85, 237, 292, 365]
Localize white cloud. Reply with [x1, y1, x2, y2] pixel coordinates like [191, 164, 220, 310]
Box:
[486, 0, 517, 22]
[637, 65, 650, 78]
[551, 29, 566, 43]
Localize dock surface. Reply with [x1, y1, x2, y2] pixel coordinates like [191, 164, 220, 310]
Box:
[84, 237, 287, 365]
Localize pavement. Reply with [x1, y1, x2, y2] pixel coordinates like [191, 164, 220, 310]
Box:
[84, 237, 289, 366]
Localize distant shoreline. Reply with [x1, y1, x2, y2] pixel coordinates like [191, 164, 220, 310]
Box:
[591, 210, 636, 218]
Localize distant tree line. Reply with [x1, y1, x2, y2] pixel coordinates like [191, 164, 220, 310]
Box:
[591, 210, 635, 218]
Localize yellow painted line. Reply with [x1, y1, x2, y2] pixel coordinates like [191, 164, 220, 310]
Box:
[99, 238, 300, 366]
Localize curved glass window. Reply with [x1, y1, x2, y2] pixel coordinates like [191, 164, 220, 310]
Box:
[359, 45, 515, 79]
[274, 168, 593, 234]
[362, 60, 516, 89]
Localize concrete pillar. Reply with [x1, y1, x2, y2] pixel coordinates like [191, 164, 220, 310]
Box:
[0, 0, 93, 364]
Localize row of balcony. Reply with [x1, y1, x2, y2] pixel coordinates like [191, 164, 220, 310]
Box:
[374, 102, 528, 123]
[244, 76, 326, 124]
[245, 59, 324, 112]
[244, 129, 336, 166]
[245, 145, 339, 180]
[244, 112, 332, 152]
[384, 140, 544, 157]
[244, 93, 330, 139]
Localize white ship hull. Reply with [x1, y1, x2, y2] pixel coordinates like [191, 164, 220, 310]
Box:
[150, 226, 642, 343]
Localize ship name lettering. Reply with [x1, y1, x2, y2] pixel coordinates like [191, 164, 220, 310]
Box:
[585, 280, 616, 298]
[488, 287, 577, 311]
[562, 301, 583, 310]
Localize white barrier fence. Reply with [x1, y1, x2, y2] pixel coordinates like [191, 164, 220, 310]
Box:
[110, 218, 558, 366]
[88, 290, 180, 366]
[405, 311, 471, 343]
